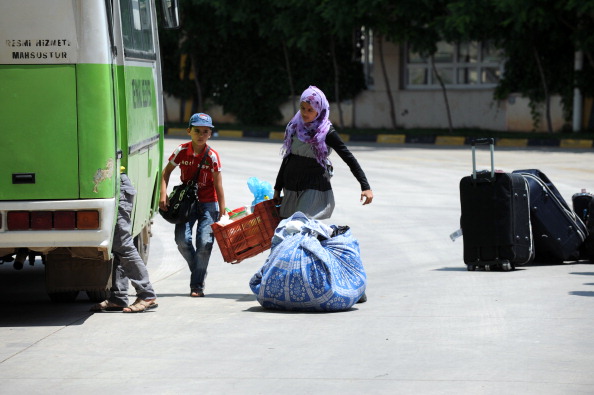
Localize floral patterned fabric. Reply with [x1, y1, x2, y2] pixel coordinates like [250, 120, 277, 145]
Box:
[249, 212, 366, 312]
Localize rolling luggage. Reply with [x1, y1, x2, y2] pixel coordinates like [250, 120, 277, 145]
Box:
[513, 169, 587, 263]
[572, 189, 593, 224]
[572, 190, 594, 261]
[460, 138, 533, 271]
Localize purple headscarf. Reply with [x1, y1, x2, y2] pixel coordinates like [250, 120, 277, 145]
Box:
[281, 86, 332, 167]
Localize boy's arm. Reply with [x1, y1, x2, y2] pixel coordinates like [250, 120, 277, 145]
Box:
[213, 171, 225, 220]
[159, 163, 176, 211]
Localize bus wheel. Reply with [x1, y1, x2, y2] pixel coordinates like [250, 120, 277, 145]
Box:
[134, 223, 151, 264]
[48, 291, 79, 303]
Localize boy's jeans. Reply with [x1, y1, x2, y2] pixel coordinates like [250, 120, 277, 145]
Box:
[174, 202, 219, 292]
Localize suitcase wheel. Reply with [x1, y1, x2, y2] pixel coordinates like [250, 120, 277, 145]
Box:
[465, 262, 514, 271]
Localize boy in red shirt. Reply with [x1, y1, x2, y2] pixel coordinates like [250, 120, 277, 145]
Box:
[160, 113, 226, 297]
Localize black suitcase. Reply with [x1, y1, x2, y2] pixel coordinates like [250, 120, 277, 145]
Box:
[460, 138, 533, 271]
[513, 169, 587, 263]
[572, 189, 593, 224]
[572, 190, 594, 261]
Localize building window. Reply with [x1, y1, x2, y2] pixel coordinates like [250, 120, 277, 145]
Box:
[405, 41, 504, 89]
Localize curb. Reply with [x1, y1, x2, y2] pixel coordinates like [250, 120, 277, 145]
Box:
[165, 128, 594, 149]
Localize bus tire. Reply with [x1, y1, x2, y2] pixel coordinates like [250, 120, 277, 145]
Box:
[86, 290, 110, 302]
[48, 291, 79, 303]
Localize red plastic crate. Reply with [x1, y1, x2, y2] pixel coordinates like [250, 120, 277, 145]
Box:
[211, 199, 281, 264]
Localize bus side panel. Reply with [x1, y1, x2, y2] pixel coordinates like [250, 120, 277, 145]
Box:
[125, 65, 158, 142]
[0, 65, 79, 200]
[116, 63, 160, 236]
[77, 63, 117, 199]
[127, 149, 158, 236]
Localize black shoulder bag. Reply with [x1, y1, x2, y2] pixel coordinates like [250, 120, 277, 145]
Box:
[159, 147, 210, 224]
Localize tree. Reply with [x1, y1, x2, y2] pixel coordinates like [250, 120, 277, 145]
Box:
[158, 0, 594, 131]
[444, 0, 578, 132]
[318, 0, 387, 129]
[273, 0, 366, 128]
[352, 0, 400, 130]
[354, 0, 453, 131]
[158, 0, 365, 126]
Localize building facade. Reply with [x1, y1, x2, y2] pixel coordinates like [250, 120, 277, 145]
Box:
[165, 36, 569, 132]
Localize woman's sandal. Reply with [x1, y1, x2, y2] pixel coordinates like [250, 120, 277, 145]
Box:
[122, 298, 158, 313]
[89, 300, 125, 312]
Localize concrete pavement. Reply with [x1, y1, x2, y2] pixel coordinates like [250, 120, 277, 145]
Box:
[1, 137, 593, 394]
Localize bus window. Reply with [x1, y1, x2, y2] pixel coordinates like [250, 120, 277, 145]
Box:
[120, 0, 155, 60]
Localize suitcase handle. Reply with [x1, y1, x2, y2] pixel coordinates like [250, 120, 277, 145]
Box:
[470, 138, 495, 180]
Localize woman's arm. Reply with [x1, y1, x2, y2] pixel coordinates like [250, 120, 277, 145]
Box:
[326, 130, 373, 205]
[273, 155, 289, 203]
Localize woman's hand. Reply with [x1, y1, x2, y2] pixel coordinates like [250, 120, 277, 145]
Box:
[273, 189, 282, 205]
[360, 190, 373, 205]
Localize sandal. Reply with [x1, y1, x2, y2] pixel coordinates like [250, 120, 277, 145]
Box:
[190, 290, 204, 297]
[122, 298, 158, 313]
[89, 300, 125, 312]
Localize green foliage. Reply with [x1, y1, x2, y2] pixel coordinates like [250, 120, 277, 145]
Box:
[440, 0, 590, 130]
[489, 0, 576, 128]
[158, 0, 594, 130]
[158, 0, 365, 125]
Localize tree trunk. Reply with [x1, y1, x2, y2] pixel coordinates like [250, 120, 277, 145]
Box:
[352, 95, 356, 129]
[431, 55, 453, 133]
[282, 41, 297, 115]
[378, 37, 397, 130]
[533, 46, 553, 133]
[586, 50, 594, 70]
[330, 37, 344, 128]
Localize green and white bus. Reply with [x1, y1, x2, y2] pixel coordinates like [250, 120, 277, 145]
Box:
[0, 0, 179, 302]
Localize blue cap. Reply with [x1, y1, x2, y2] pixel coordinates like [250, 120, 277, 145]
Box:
[189, 113, 214, 128]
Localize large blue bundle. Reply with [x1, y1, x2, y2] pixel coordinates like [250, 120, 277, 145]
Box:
[249, 212, 366, 312]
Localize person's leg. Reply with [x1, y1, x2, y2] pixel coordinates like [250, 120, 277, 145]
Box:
[90, 254, 128, 311]
[107, 255, 130, 307]
[111, 181, 157, 303]
[191, 202, 219, 295]
[111, 242, 157, 302]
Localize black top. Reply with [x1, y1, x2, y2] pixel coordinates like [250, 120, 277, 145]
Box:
[274, 128, 371, 192]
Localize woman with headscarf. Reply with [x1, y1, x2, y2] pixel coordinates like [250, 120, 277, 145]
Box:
[273, 86, 373, 219]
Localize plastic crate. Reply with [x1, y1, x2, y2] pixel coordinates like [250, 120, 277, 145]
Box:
[211, 199, 281, 264]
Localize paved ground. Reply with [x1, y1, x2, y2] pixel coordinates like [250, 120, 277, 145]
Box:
[1, 137, 593, 394]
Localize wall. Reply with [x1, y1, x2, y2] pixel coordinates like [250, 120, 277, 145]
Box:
[164, 37, 568, 132]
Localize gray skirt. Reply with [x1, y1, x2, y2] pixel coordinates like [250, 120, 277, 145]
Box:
[280, 189, 335, 220]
